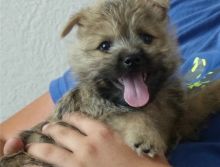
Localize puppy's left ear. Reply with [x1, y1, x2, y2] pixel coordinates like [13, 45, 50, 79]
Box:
[150, 0, 170, 20]
[61, 12, 83, 38]
[152, 0, 169, 9]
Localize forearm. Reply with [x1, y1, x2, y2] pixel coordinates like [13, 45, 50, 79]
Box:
[0, 92, 54, 155]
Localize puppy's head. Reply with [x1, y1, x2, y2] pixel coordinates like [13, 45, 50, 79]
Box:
[62, 0, 179, 108]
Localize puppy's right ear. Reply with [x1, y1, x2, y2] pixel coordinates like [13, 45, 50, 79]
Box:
[61, 12, 83, 38]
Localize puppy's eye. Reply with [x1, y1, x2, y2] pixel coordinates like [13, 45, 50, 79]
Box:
[98, 41, 112, 52]
[140, 33, 154, 44]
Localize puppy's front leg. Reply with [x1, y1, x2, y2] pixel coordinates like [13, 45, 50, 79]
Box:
[104, 112, 167, 157]
[55, 89, 80, 119]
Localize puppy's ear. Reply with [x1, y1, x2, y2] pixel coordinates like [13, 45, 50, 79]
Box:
[152, 0, 169, 9]
[150, 0, 170, 20]
[61, 12, 83, 38]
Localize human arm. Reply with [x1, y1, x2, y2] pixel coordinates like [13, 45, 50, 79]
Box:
[26, 113, 170, 167]
[0, 92, 55, 156]
[1, 70, 76, 156]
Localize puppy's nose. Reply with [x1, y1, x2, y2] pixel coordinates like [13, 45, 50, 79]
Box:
[123, 55, 142, 69]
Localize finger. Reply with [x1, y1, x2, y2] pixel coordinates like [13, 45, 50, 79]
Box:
[3, 138, 24, 155]
[27, 143, 74, 167]
[63, 113, 108, 135]
[42, 123, 84, 152]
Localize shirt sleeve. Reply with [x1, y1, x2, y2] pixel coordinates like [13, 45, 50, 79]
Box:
[49, 70, 78, 104]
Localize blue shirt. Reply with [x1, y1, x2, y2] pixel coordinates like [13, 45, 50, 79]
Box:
[49, 0, 220, 166]
[168, 0, 220, 166]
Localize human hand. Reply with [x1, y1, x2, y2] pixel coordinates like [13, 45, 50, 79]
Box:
[26, 113, 170, 167]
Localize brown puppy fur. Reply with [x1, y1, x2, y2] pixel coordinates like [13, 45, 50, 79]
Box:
[1, 0, 220, 166]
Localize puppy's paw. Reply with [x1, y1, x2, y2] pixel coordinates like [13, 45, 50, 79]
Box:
[125, 130, 166, 158]
[133, 142, 157, 157]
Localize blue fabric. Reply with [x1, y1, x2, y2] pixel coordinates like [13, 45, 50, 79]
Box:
[49, 70, 77, 103]
[168, 0, 220, 166]
[49, 0, 220, 166]
[169, 0, 220, 85]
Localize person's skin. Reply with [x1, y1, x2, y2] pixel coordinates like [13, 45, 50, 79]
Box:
[26, 113, 170, 167]
[0, 92, 54, 155]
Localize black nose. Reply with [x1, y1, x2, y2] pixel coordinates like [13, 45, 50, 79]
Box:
[123, 54, 142, 69]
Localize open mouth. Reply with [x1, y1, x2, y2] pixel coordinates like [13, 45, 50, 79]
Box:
[118, 72, 149, 108]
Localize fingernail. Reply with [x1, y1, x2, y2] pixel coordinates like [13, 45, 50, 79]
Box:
[42, 123, 49, 132]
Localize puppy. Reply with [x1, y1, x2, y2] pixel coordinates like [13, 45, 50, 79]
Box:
[1, 0, 220, 166]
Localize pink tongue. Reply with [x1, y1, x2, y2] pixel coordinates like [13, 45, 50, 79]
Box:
[121, 73, 149, 107]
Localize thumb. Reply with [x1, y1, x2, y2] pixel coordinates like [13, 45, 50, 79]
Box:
[3, 138, 24, 155]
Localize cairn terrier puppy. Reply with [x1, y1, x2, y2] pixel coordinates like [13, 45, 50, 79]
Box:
[1, 0, 220, 166]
